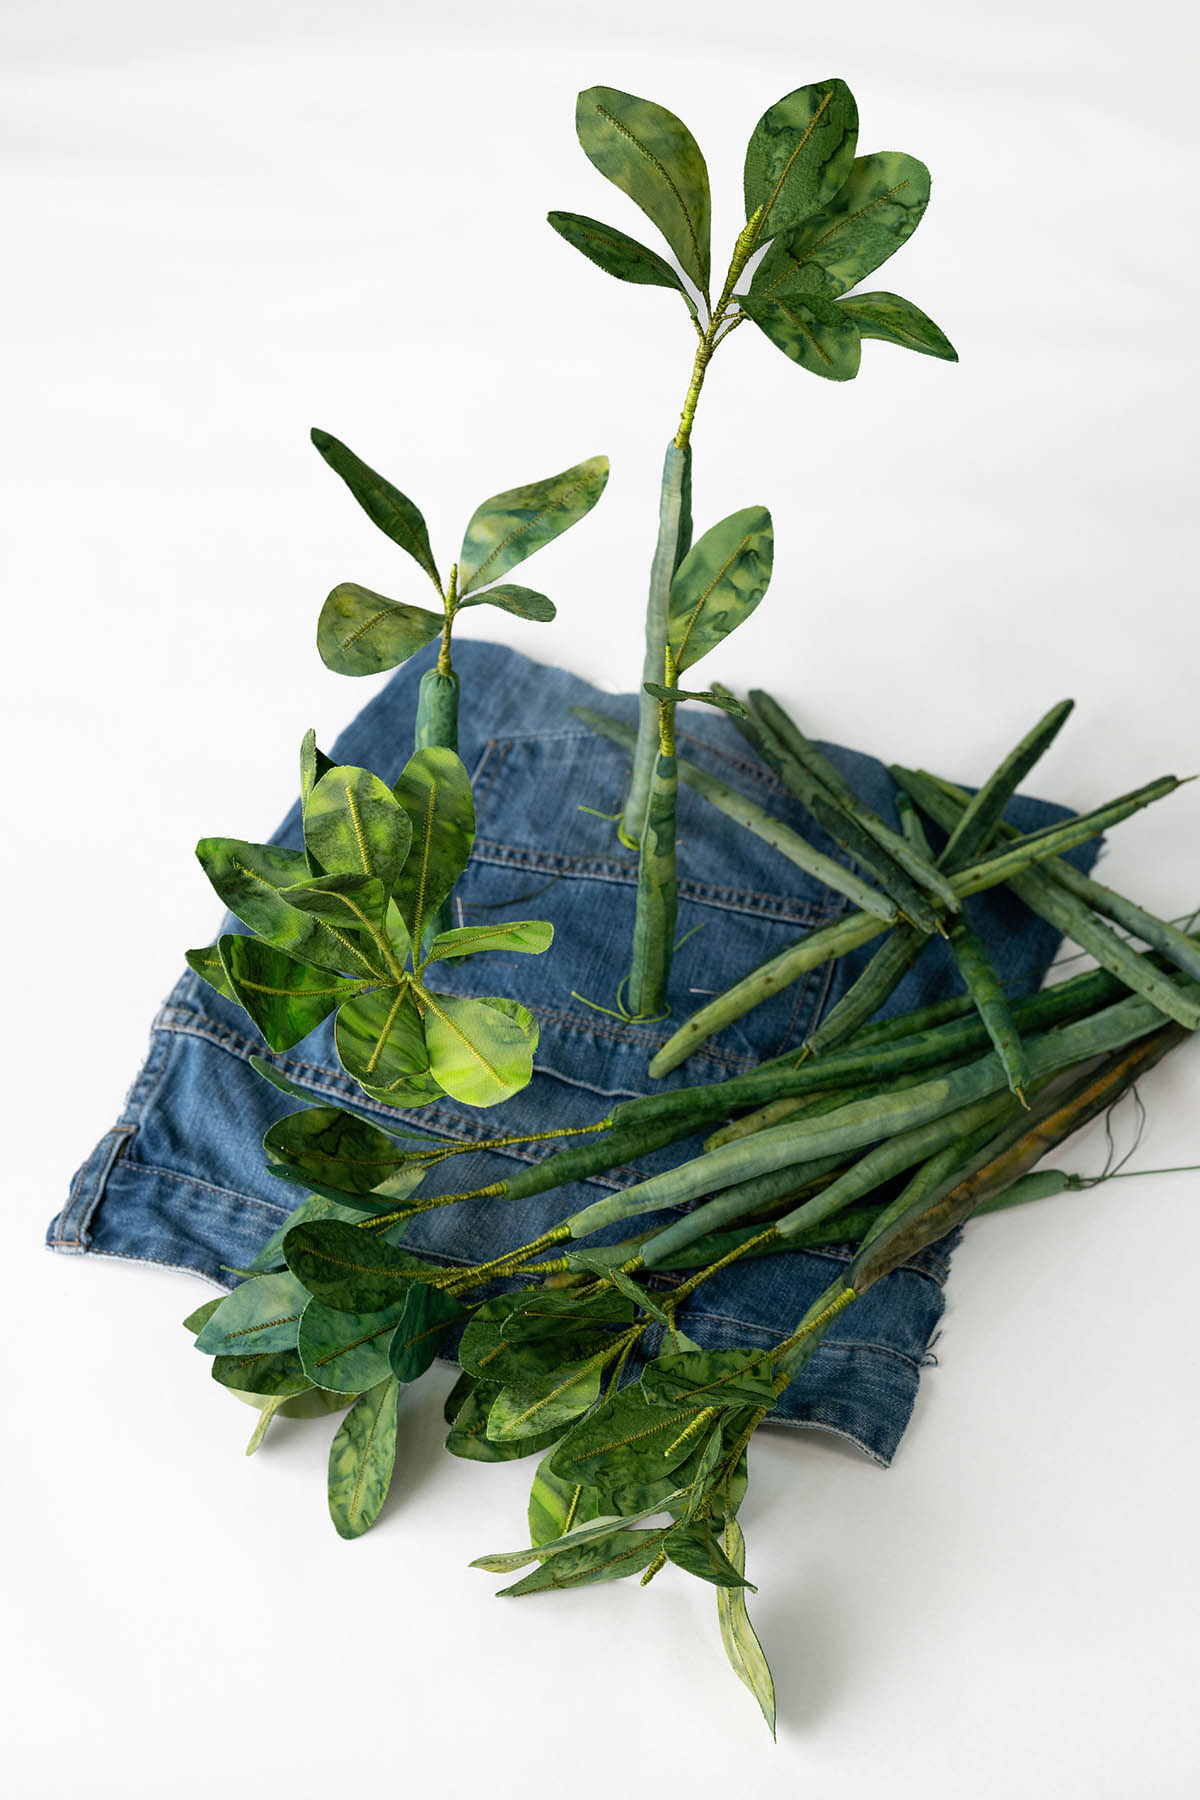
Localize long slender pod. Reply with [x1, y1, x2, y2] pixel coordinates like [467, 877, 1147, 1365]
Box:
[621, 443, 692, 847]
[626, 747, 679, 1016]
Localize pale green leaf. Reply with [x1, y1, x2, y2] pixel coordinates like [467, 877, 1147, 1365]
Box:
[575, 86, 711, 295]
[457, 455, 609, 597]
[328, 1378, 400, 1538]
[421, 991, 538, 1107]
[317, 582, 444, 678]
[667, 506, 774, 674]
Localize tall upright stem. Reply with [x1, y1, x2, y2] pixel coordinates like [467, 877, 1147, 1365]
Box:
[619, 441, 692, 847]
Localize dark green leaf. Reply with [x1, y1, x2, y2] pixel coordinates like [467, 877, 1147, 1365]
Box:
[753, 152, 930, 298]
[839, 289, 957, 360]
[193, 1271, 309, 1357]
[445, 1379, 563, 1463]
[421, 919, 553, 965]
[497, 1528, 664, 1595]
[311, 428, 440, 587]
[328, 1378, 400, 1539]
[317, 582, 443, 678]
[421, 991, 538, 1107]
[717, 1518, 776, 1734]
[665, 1517, 755, 1588]
[185, 945, 237, 1001]
[195, 837, 378, 975]
[387, 1283, 464, 1383]
[443, 1369, 475, 1426]
[639, 1348, 777, 1409]
[487, 1356, 605, 1442]
[743, 79, 858, 240]
[500, 1285, 637, 1341]
[284, 1219, 439, 1312]
[549, 1387, 708, 1498]
[642, 683, 748, 718]
[575, 86, 711, 296]
[263, 1105, 413, 1196]
[741, 286, 861, 380]
[546, 210, 694, 309]
[303, 765, 413, 891]
[457, 455, 610, 597]
[391, 747, 476, 945]
[667, 505, 774, 674]
[219, 934, 369, 1052]
[335, 984, 430, 1093]
[248, 1189, 410, 1276]
[211, 1347, 312, 1398]
[183, 1296, 224, 1335]
[298, 1295, 409, 1394]
[456, 583, 557, 622]
[282, 873, 390, 943]
[299, 727, 334, 812]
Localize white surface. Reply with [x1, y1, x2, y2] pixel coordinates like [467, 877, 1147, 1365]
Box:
[6, 2, 1200, 1791]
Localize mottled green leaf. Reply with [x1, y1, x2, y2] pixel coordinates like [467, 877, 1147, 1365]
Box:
[639, 1348, 777, 1409]
[457, 455, 609, 597]
[550, 1387, 706, 1495]
[421, 919, 553, 966]
[243, 1394, 284, 1454]
[839, 289, 957, 360]
[196, 837, 377, 975]
[358, 1069, 445, 1111]
[456, 583, 557, 622]
[717, 1517, 776, 1736]
[421, 991, 538, 1107]
[528, 1452, 602, 1548]
[327, 1378, 400, 1539]
[665, 1517, 755, 1588]
[183, 1296, 224, 1335]
[211, 1347, 312, 1398]
[317, 582, 444, 679]
[282, 873, 390, 946]
[185, 944, 237, 1000]
[575, 86, 711, 296]
[502, 1286, 637, 1340]
[391, 747, 475, 945]
[248, 1189, 410, 1276]
[497, 1528, 664, 1595]
[193, 1271, 310, 1357]
[311, 428, 440, 587]
[744, 79, 858, 240]
[753, 152, 930, 299]
[443, 1369, 475, 1426]
[263, 1105, 413, 1196]
[475, 1489, 688, 1572]
[487, 1356, 605, 1443]
[335, 984, 430, 1092]
[387, 1282, 464, 1383]
[445, 1379, 563, 1463]
[298, 1295, 409, 1394]
[641, 683, 748, 719]
[667, 506, 774, 675]
[284, 1218, 438, 1313]
[299, 728, 334, 811]
[219, 934, 369, 1052]
[546, 210, 694, 310]
[741, 286, 861, 381]
[304, 765, 413, 891]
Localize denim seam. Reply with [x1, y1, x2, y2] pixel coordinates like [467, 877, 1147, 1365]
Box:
[56, 1020, 177, 1245]
[123, 1160, 291, 1219]
[55, 1124, 136, 1247]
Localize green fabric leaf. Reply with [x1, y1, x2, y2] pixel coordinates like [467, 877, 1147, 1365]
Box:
[327, 1378, 400, 1539]
[457, 455, 609, 597]
[317, 582, 443, 678]
[421, 991, 538, 1107]
[455, 583, 557, 622]
[334, 984, 430, 1093]
[281, 873, 390, 945]
[502, 1286, 637, 1340]
[391, 747, 476, 945]
[528, 1452, 602, 1548]
[639, 1348, 777, 1409]
[575, 86, 711, 295]
[387, 1283, 464, 1383]
[838, 289, 958, 360]
[753, 151, 930, 299]
[298, 1296, 409, 1394]
[546, 209, 694, 309]
[487, 1357, 605, 1443]
[743, 79, 858, 240]
[358, 1070, 445, 1111]
[248, 1189, 411, 1276]
[445, 1379, 563, 1463]
[549, 1387, 708, 1495]
[211, 1347, 312, 1398]
[299, 727, 334, 812]
[311, 428, 440, 587]
[303, 765, 413, 891]
[421, 920, 553, 965]
[219, 934, 369, 1052]
[193, 1271, 310, 1357]
[183, 1296, 224, 1335]
[263, 1105, 414, 1196]
[284, 1219, 438, 1313]
[741, 287, 862, 381]
[496, 1528, 664, 1595]
[476, 1490, 689, 1572]
[195, 837, 378, 975]
[667, 505, 774, 675]
[641, 684, 747, 719]
[717, 1517, 777, 1736]
[664, 1517, 755, 1589]
[185, 945, 237, 1000]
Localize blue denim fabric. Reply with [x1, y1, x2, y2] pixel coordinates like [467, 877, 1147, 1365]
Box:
[48, 641, 1098, 1465]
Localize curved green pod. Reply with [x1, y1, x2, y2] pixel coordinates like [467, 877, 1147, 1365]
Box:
[620, 443, 692, 846]
[415, 667, 460, 754]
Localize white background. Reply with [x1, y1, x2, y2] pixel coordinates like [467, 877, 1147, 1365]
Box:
[5, 1, 1200, 1792]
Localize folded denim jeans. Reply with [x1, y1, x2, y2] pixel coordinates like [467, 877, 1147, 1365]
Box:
[48, 641, 1097, 1464]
